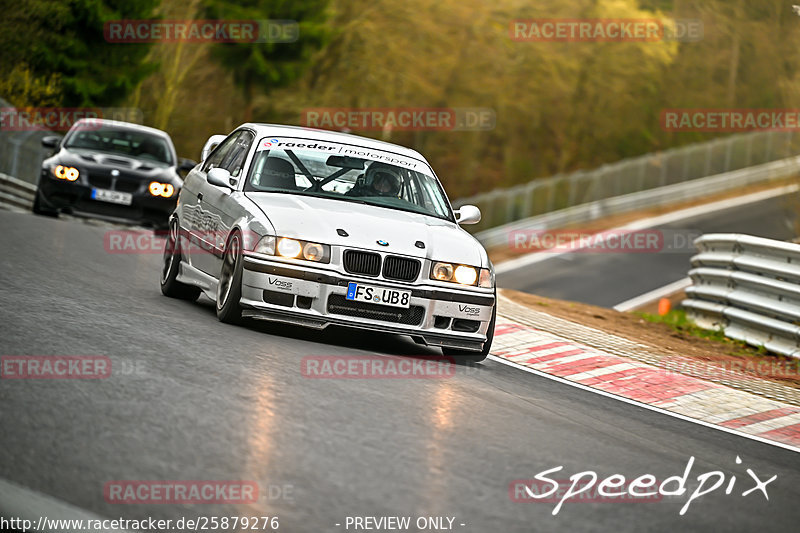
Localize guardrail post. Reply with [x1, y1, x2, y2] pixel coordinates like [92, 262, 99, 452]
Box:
[745, 134, 753, 167]
[724, 137, 733, 172]
[521, 182, 537, 219]
[637, 157, 646, 191]
[567, 172, 578, 207]
[547, 177, 558, 212]
[682, 148, 691, 180]
[765, 130, 774, 163]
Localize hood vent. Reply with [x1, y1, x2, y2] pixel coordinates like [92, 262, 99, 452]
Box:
[103, 157, 133, 167]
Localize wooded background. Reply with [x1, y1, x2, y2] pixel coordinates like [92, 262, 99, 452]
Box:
[2, 0, 799, 198]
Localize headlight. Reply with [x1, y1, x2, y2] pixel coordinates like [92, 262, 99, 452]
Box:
[277, 238, 302, 258]
[303, 242, 324, 261]
[53, 165, 79, 181]
[149, 182, 175, 198]
[254, 236, 330, 263]
[431, 262, 488, 287]
[454, 265, 478, 285]
[432, 262, 455, 281]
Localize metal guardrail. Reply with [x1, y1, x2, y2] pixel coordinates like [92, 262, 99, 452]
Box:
[683, 234, 800, 359]
[0, 97, 61, 186]
[473, 155, 800, 249]
[0, 172, 36, 210]
[454, 129, 800, 235]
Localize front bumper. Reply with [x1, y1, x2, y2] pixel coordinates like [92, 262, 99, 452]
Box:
[38, 173, 176, 227]
[240, 254, 495, 352]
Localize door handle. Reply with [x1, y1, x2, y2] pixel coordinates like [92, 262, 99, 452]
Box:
[197, 192, 203, 201]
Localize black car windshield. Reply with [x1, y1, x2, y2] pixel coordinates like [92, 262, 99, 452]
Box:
[64, 126, 174, 165]
[244, 137, 453, 221]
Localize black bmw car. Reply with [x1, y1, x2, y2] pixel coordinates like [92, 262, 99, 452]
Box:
[34, 119, 195, 228]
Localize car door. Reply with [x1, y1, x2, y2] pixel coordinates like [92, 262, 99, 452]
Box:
[189, 132, 241, 274]
[199, 129, 256, 277]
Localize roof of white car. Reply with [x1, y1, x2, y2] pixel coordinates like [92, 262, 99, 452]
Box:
[241, 123, 429, 162]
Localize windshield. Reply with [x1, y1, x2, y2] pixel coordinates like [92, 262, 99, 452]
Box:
[64, 126, 174, 165]
[244, 137, 453, 220]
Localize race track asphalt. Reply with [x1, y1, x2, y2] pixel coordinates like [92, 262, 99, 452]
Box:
[1, 210, 799, 533]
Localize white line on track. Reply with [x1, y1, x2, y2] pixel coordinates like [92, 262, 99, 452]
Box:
[612, 277, 692, 312]
[487, 354, 800, 454]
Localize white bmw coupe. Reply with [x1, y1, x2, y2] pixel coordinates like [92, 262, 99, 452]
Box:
[160, 124, 495, 362]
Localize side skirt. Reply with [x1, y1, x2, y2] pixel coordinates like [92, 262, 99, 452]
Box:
[176, 261, 218, 301]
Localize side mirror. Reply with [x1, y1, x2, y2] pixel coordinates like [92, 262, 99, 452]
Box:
[178, 158, 197, 172]
[455, 205, 481, 225]
[201, 134, 227, 162]
[41, 136, 60, 149]
[207, 167, 234, 189]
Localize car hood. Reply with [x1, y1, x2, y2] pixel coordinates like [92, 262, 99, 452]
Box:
[245, 193, 487, 266]
[51, 149, 180, 183]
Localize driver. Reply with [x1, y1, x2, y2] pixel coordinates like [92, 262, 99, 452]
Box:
[361, 163, 402, 197]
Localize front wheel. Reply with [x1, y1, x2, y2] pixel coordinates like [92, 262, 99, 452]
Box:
[32, 189, 58, 217]
[442, 300, 497, 363]
[216, 231, 245, 324]
[160, 219, 201, 301]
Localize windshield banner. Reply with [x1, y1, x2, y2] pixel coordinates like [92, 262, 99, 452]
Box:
[255, 137, 426, 171]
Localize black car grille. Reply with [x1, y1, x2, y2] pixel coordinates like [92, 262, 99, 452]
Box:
[383, 256, 421, 281]
[88, 175, 113, 189]
[114, 178, 142, 193]
[343, 250, 381, 277]
[87, 173, 143, 193]
[327, 294, 424, 325]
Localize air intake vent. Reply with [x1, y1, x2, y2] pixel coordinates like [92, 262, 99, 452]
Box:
[343, 250, 381, 277]
[383, 256, 421, 282]
[104, 157, 133, 167]
[327, 294, 424, 325]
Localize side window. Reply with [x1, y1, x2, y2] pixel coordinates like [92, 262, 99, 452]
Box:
[220, 131, 255, 178]
[202, 132, 240, 173]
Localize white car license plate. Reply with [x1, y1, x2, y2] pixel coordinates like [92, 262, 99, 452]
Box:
[92, 188, 132, 205]
[346, 282, 411, 308]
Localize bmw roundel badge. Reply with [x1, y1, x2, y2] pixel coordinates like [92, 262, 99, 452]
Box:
[377, 240, 389, 246]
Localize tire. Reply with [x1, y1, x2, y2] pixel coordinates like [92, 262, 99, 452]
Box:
[160, 219, 201, 301]
[216, 230, 245, 324]
[442, 294, 497, 364]
[32, 189, 58, 218]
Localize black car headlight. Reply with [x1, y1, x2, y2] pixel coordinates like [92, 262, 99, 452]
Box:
[254, 236, 330, 263]
[431, 262, 492, 287]
[148, 182, 175, 198]
[52, 165, 79, 181]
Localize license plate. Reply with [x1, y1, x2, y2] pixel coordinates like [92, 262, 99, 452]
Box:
[346, 282, 411, 308]
[91, 188, 132, 205]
